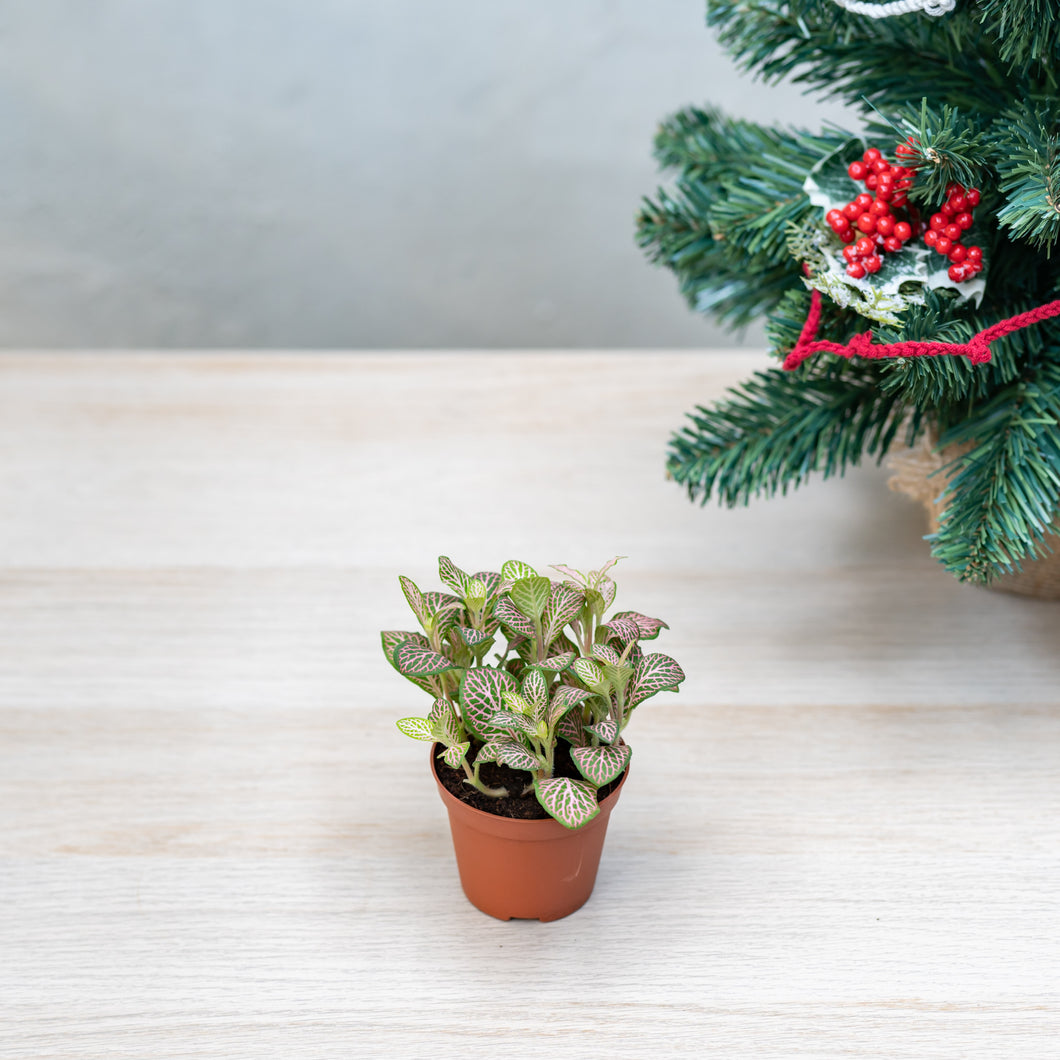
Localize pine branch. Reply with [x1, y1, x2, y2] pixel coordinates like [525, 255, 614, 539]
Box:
[931, 358, 1060, 582]
[667, 363, 903, 506]
[993, 105, 1060, 251]
[978, 0, 1060, 68]
[706, 0, 1014, 114]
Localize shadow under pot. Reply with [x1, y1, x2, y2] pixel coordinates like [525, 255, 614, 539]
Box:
[431, 745, 628, 922]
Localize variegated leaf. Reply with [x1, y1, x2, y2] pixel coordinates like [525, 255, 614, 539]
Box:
[548, 684, 592, 727]
[611, 610, 669, 641]
[601, 663, 633, 700]
[572, 657, 607, 691]
[593, 555, 625, 580]
[542, 582, 584, 644]
[427, 698, 460, 744]
[422, 591, 463, 632]
[501, 559, 538, 581]
[510, 576, 551, 622]
[586, 717, 618, 744]
[572, 742, 630, 787]
[591, 642, 622, 666]
[490, 709, 539, 737]
[381, 630, 431, 689]
[534, 776, 600, 830]
[556, 708, 588, 747]
[492, 740, 542, 772]
[464, 578, 488, 607]
[474, 741, 504, 764]
[521, 667, 549, 716]
[495, 596, 535, 637]
[601, 616, 640, 645]
[393, 640, 459, 678]
[442, 741, 470, 769]
[460, 668, 519, 738]
[399, 575, 430, 629]
[627, 652, 686, 710]
[549, 562, 585, 584]
[438, 555, 471, 596]
[458, 626, 491, 647]
[396, 716, 433, 741]
[541, 650, 575, 674]
[598, 577, 617, 610]
[501, 687, 533, 715]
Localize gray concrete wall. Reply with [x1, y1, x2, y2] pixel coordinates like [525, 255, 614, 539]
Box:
[0, 2, 853, 348]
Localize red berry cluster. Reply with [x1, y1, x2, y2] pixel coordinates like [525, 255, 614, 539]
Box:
[825, 148, 918, 279]
[923, 183, 983, 283]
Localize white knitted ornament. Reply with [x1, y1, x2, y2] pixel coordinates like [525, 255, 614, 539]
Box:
[828, 0, 956, 17]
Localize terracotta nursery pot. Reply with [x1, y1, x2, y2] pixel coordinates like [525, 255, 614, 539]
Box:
[431, 746, 628, 922]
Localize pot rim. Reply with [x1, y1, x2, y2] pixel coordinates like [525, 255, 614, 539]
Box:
[429, 743, 628, 831]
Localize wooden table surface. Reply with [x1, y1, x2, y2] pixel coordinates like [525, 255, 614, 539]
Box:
[2, 352, 1059, 1059]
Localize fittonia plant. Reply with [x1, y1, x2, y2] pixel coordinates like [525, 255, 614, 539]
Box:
[384, 556, 685, 829]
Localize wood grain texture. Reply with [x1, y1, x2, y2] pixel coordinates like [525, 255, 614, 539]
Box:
[1, 352, 1059, 1058]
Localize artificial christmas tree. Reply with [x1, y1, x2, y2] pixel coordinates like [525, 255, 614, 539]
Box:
[639, 0, 1060, 591]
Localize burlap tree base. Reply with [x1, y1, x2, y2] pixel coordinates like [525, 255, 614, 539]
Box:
[887, 432, 1060, 600]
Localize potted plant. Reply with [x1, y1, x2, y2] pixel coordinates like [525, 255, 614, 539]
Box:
[383, 555, 685, 921]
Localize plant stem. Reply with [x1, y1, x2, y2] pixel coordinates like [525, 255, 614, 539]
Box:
[463, 758, 507, 798]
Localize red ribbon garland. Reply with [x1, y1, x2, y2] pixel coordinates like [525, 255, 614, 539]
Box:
[782, 288, 1060, 371]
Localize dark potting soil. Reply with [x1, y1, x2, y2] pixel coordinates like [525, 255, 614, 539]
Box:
[434, 740, 624, 820]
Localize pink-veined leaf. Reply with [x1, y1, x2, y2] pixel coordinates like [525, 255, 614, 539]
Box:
[501, 687, 532, 715]
[392, 640, 460, 678]
[457, 626, 491, 647]
[460, 668, 518, 738]
[399, 575, 430, 629]
[627, 652, 685, 709]
[555, 707, 588, 747]
[427, 698, 461, 744]
[591, 642, 622, 666]
[611, 611, 669, 641]
[492, 739, 541, 772]
[383, 630, 436, 695]
[547, 684, 592, 727]
[534, 776, 600, 830]
[442, 741, 470, 769]
[541, 650, 575, 674]
[586, 718, 618, 744]
[510, 576, 550, 622]
[501, 560, 538, 581]
[601, 662, 633, 700]
[549, 562, 585, 584]
[542, 582, 584, 644]
[495, 596, 535, 637]
[396, 716, 433, 741]
[572, 657, 606, 691]
[572, 742, 630, 787]
[601, 616, 641, 645]
[422, 591, 463, 632]
[437, 555, 471, 595]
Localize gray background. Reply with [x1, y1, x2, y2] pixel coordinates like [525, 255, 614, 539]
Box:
[0, 1, 852, 349]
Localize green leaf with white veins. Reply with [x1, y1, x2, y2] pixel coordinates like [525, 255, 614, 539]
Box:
[541, 651, 575, 674]
[501, 687, 533, 716]
[573, 657, 608, 693]
[521, 668, 548, 716]
[510, 577, 551, 622]
[501, 560, 538, 582]
[393, 641, 460, 678]
[396, 716, 433, 741]
[601, 663, 633, 701]
[427, 698, 461, 744]
[572, 742, 631, 786]
[627, 653, 685, 710]
[547, 684, 592, 727]
[460, 668, 518, 738]
[442, 742, 470, 769]
[490, 710, 539, 737]
[535, 776, 600, 830]
[491, 739, 541, 772]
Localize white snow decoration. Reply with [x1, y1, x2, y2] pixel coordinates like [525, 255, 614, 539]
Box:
[828, 0, 956, 18]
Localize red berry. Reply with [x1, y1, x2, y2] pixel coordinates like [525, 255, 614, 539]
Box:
[948, 264, 968, 282]
[944, 223, 962, 241]
[955, 212, 974, 230]
[936, 236, 953, 254]
[843, 245, 859, 263]
[941, 200, 958, 217]
[826, 208, 843, 224]
[857, 212, 876, 233]
[895, 139, 918, 159]
[848, 161, 868, 180]
[871, 199, 891, 216]
[855, 193, 873, 210]
[894, 221, 912, 242]
[864, 254, 883, 274]
[873, 159, 890, 175]
[948, 244, 968, 263]
[876, 215, 896, 236]
[966, 188, 981, 207]
[966, 245, 983, 262]
[839, 228, 856, 244]
[866, 174, 878, 190]
[876, 185, 893, 202]
[891, 192, 908, 208]
[855, 236, 875, 256]
[924, 229, 939, 247]
[949, 193, 967, 213]
[843, 202, 861, 221]
[946, 182, 964, 197]
[847, 263, 867, 279]
[864, 148, 882, 164]
[930, 213, 948, 230]
[884, 236, 903, 253]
